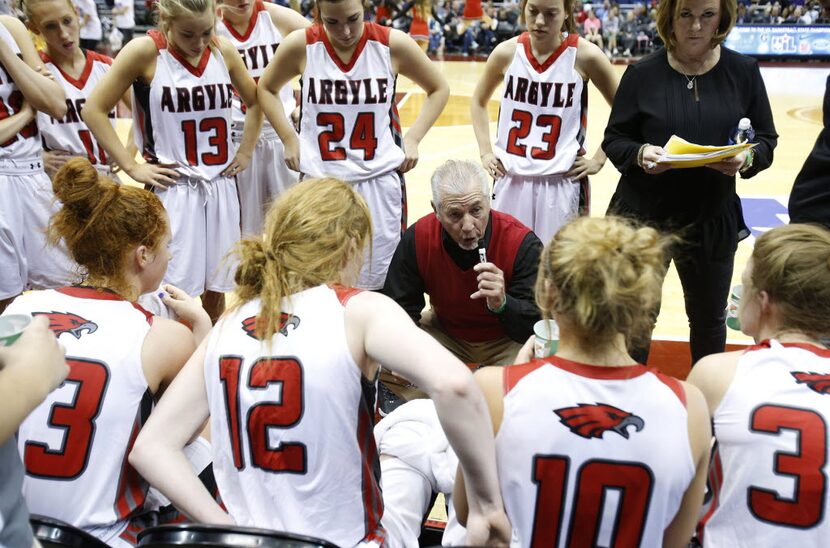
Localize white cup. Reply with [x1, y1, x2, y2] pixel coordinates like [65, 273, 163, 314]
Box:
[533, 319, 560, 358]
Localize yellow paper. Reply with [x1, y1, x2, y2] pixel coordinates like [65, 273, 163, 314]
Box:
[656, 135, 756, 168]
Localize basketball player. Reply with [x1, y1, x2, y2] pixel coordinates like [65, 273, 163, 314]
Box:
[0, 13, 71, 314]
[215, 0, 308, 236]
[688, 223, 830, 547]
[257, 0, 449, 290]
[455, 216, 711, 547]
[3, 158, 212, 546]
[471, 0, 617, 244]
[82, 0, 262, 321]
[130, 177, 511, 547]
[24, 0, 133, 178]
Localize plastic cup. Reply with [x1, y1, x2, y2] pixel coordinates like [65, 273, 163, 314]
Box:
[533, 319, 560, 358]
[0, 314, 32, 346]
[726, 285, 742, 331]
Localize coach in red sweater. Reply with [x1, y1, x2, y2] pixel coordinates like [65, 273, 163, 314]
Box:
[383, 160, 542, 384]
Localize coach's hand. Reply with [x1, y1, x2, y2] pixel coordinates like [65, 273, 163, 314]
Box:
[128, 162, 179, 189]
[398, 135, 419, 174]
[471, 262, 506, 313]
[223, 150, 251, 178]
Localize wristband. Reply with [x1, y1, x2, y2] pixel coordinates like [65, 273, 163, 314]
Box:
[637, 144, 650, 168]
[488, 297, 507, 315]
[739, 149, 755, 174]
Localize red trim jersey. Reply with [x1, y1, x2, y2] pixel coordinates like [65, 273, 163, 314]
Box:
[699, 340, 830, 547]
[37, 50, 115, 169]
[299, 23, 403, 181]
[0, 21, 41, 162]
[497, 357, 694, 547]
[494, 33, 587, 176]
[216, 0, 294, 134]
[204, 284, 385, 546]
[6, 287, 153, 544]
[132, 31, 234, 180]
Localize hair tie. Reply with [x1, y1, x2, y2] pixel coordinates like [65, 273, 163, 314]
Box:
[265, 250, 277, 262]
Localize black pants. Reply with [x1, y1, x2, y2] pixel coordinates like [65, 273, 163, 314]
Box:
[631, 242, 735, 366]
[80, 38, 99, 51]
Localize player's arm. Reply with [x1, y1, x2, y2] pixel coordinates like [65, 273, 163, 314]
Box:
[453, 365, 505, 528]
[663, 381, 712, 548]
[0, 316, 68, 444]
[83, 37, 179, 187]
[0, 99, 35, 143]
[130, 339, 235, 525]
[141, 317, 198, 398]
[470, 39, 512, 178]
[686, 351, 741, 415]
[390, 28, 449, 174]
[345, 291, 511, 545]
[257, 29, 305, 171]
[0, 15, 66, 118]
[266, 3, 311, 36]
[566, 37, 619, 179]
[218, 37, 261, 176]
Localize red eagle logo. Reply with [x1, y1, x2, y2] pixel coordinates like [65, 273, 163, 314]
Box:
[241, 313, 301, 340]
[555, 403, 645, 440]
[792, 372, 830, 395]
[33, 311, 98, 339]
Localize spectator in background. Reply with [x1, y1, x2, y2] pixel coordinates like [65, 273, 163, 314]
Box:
[583, 8, 604, 50]
[603, 3, 620, 55]
[574, 0, 588, 25]
[73, 0, 102, 50]
[112, 0, 135, 45]
[619, 10, 638, 55]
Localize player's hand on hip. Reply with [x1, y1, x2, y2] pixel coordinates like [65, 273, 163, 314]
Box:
[129, 162, 180, 189]
[222, 151, 251, 178]
[43, 149, 73, 178]
[481, 152, 506, 179]
[398, 135, 420, 174]
[471, 262, 506, 312]
[565, 154, 602, 179]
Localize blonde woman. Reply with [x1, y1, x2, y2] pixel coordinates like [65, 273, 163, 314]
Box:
[82, 0, 262, 321]
[689, 224, 830, 546]
[455, 216, 711, 547]
[131, 177, 511, 547]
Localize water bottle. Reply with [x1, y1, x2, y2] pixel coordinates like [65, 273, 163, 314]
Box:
[729, 118, 755, 145]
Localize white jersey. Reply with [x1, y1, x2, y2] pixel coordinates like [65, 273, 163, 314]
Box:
[216, 0, 294, 135]
[37, 50, 116, 170]
[299, 23, 403, 181]
[0, 21, 42, 162]
[497, 357, 694, 547]
[700, 340, 830, 547]
[494, 33, 587, 176]
[132, 31, 235, 181]
[113, 0, 134, 30]
[6, 287, 153, 544]
[204, 285, 385, 546]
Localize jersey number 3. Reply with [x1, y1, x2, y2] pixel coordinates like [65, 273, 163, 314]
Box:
[219, 356, 307, 474]
[24, 358, 109, 479]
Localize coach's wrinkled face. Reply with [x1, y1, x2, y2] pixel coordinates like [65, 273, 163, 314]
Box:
[435, 181, 490, 251]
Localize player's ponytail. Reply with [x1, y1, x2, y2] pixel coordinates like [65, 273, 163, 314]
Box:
[232, 176, 372, 341]
[536, 216, 671, 354]
[49, 158, 168, 299]
[749, 224, 830, 339]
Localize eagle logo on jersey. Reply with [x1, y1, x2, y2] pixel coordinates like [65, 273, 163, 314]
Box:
[241, 314, 301, 339]
[554, 403, 645, 440]
[33, 311, 98, 339]
[792, 372, 830, 395]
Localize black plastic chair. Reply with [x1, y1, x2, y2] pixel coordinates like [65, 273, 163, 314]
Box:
[29, 515, 110, 548]
[137, 523, 341, 547]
